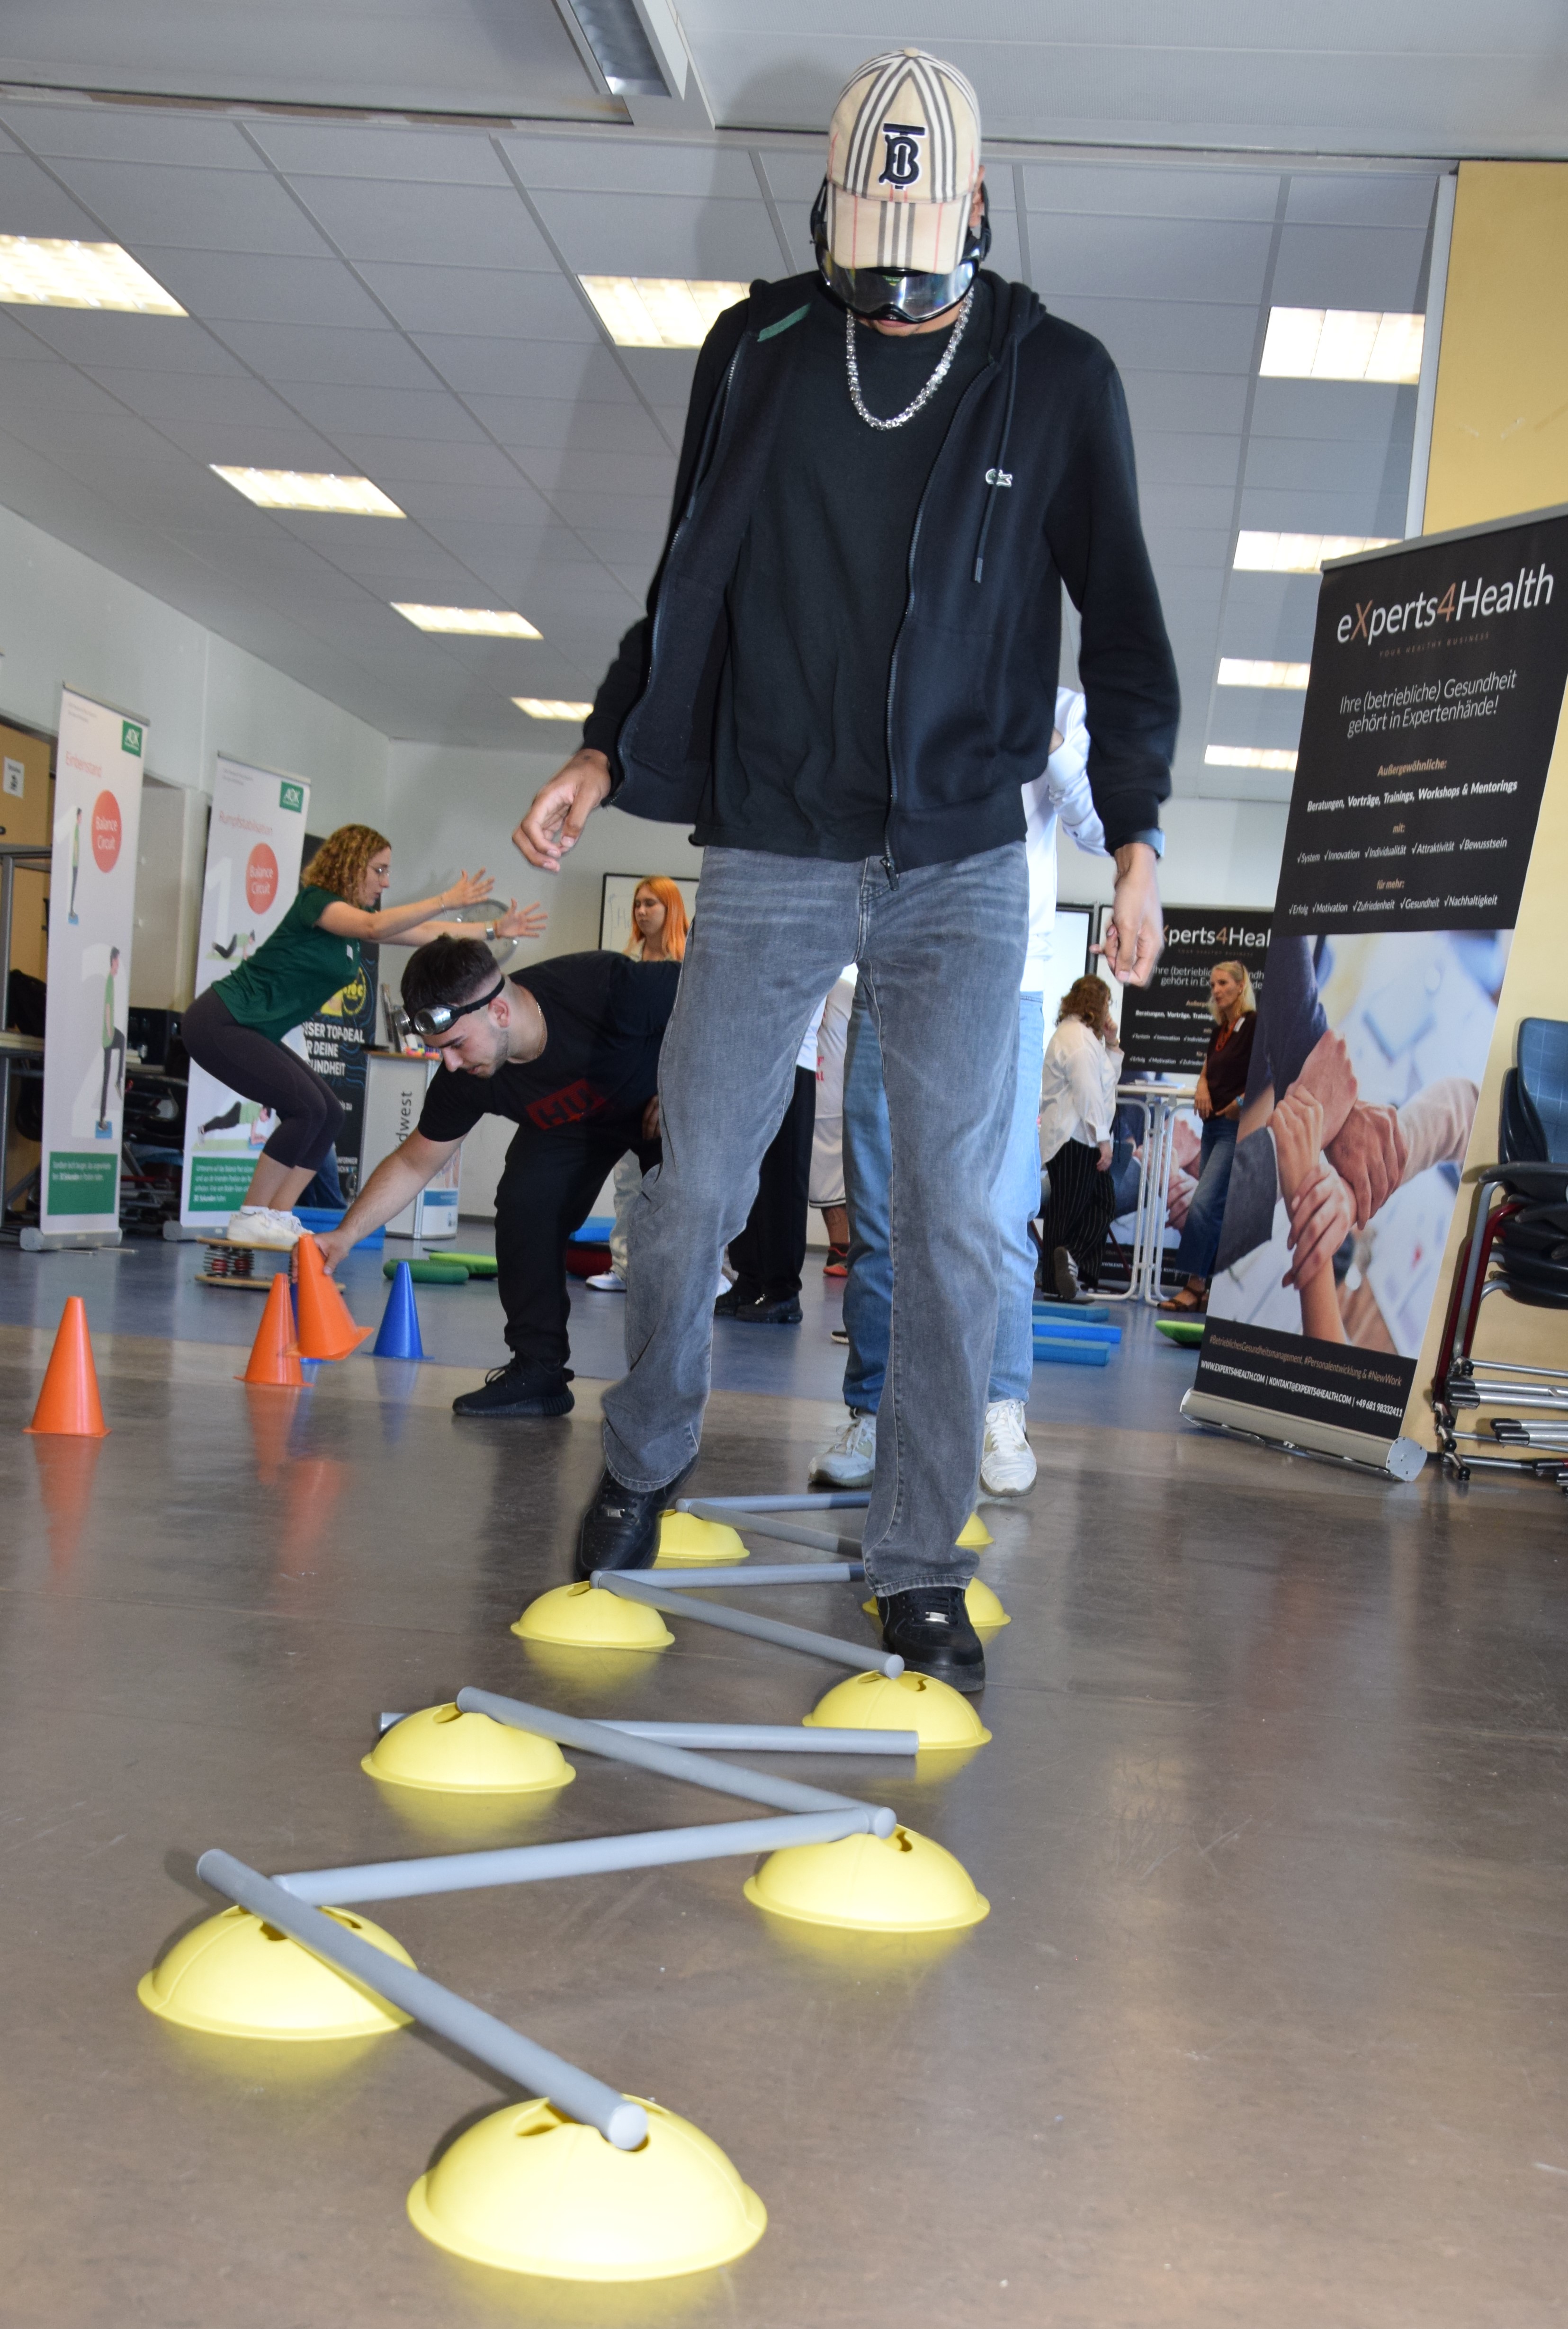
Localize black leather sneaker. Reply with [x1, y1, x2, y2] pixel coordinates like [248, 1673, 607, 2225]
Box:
[728, 1294, 803, 1325]
[452, 1359, 574, 1418]
[877, 1586, 986, 1694]
[573, 1461, 697, 1582]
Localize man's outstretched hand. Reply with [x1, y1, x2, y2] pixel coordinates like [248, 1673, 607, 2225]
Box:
[1101, 841, 1163, 987]
[1293, 1030, 1357, 1147]
[513, 747, 612, 873]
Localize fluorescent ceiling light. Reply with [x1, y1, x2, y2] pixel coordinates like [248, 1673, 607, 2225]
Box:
[0, 233, 185, 314]
[1261, 307, 1425, 384]
[564, 0, 687, 96]
[393, 604, 541, 637]
[580, 276, 748, 349]
[1217, 659, 1312, 690]
[513, 697, 592, 721]
[1234, 531, 1396, 574]
[1205, 746, 1299, 772]
[212, 468, 405, 516]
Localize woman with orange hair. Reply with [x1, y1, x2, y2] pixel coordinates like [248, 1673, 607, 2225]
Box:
[181, 822, 543, 1246]
[623, 876, 689, 965]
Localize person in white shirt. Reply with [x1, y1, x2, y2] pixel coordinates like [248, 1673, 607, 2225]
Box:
[1038, 974, 1123, 1302]
[808, 969, 858, 1273]
[813, 690, 1108, 1494]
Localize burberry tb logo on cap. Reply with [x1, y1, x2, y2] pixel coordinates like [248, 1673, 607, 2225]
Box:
[878, 121, 926, 189]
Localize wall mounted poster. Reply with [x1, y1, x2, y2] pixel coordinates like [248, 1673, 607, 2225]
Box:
[36, 690, 147, 1241]
[1186, 507, 1568, 1472]
[178, 757, 310, 1228]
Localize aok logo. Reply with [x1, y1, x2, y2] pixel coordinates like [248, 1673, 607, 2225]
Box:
[90, 789, 122, 871]
[245, 842, 278, 914]
[279, 780, 305, 814]
[120, 720, 143, 757]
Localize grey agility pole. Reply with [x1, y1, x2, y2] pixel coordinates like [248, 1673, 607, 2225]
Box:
[677, 1493, 869, 1512]
[196, 1849, 646, 2150]
[594, 1574, 904, 1678]
[603, 1721, 918, 1755]
[685, 1503, 860, 1556]
[274, 1809, 871, 1908]
[647, 1561, 863, 1589]
[456, 1686, 899, 1827]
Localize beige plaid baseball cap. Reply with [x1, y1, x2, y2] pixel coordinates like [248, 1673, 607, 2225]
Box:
[824, 50, 982, 277]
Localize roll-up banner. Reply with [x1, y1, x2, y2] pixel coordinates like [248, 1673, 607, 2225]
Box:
[30, 690, 147, 1246]
[1101, 908, 1274, 1077]
[1184, 506, 1568, 1477]
[177, 757, 311, 1230]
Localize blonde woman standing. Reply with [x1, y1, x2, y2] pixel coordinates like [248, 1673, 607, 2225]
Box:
[589, 876, 689, 1291]
[181, 822, 542, 1245]
[1160, 957, 1256, 1314]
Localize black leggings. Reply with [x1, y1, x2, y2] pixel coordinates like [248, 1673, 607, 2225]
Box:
[181, 987, 343, 1171]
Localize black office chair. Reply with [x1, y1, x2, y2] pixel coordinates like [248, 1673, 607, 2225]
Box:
[1436, 1017, 1568, 1480]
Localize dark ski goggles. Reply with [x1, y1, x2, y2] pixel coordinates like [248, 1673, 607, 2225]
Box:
[408, 977, 504, 1041]
[810, 179, 991, 324]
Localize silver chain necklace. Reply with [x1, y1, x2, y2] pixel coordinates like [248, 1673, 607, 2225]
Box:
[843, 289, 976, 431]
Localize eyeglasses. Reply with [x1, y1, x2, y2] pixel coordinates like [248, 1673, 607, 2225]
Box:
[408, 977, 505, 1042]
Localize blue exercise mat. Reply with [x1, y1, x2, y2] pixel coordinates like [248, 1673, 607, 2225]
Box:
[1033, 1319, 1121, 1346]
[1033, 1335, 1111, 1368]
[1033, 1298, 1110, 1324]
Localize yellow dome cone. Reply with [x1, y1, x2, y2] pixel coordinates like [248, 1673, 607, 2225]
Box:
[805, 1668, 991, 1750]
[861, 1578, 1009, 1632]
[654, 1510, 748, 1566]
[138, 1904, 414, 2041]
[744, 1824, 988, 1934]
[512, 1581, 673, 1650]
[408, 2097, 767, 2281]
[956, 1511, 993, 1549]
[362, 1704, 575, 1796]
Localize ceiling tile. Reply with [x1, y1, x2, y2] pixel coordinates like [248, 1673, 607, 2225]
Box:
[290, 177, 556, 270]
[1271, 224, 1431, 311]
[0, 149, 110, 237]
[321, 437, 528, 486]
[250, 122, 511, 186]
[1120, 372, 1251, 434]
[514, 446, 675, 497]
[1285, 173, 1439, 228]
[1048, 298, 1259, 374]
[459, 395, 669, 454]
[139, 250, 390, 326]
[82, 367, 309, 428]
[265, 381, 488, 442]
[0, 102, 268, 169]
[354, 263, 595, 340]
[411, 332, 636, 401]
[1022, 163, 1284, 222]
[154, 419, 349, 468]
[11, 309, 244, 371]
[46, 161, 332, 255]
[209, 321, 439, 388]
[531, 189, 781, 279]
[1031, 215, 1275, 304]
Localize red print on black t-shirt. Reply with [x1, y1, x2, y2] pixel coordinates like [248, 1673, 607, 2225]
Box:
[526, 1078, 609, 1131]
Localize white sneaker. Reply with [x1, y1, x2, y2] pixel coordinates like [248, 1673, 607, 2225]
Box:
[981, 1398, 1037, 1496]
[809, 1408, 876, 1488]
[227, 1205, 301, 1249]
[585, 1269, 626, 1292]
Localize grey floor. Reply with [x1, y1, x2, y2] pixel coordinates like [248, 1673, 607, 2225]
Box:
[2, 1243, 1566, 2328]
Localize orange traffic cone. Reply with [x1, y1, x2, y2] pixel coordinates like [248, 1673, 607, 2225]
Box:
[236, 1270, 307, 1388]
[25, 1296, 110, 1436]
[294, 1234, 371, 1362]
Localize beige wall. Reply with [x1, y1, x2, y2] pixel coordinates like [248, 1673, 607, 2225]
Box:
[1406, 161, 1568, 1441]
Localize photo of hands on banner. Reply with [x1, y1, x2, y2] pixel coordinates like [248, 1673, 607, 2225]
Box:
[1200, 930, 1504, 1354]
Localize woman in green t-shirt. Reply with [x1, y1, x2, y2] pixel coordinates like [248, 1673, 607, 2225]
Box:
[182, 821, 544, 1245]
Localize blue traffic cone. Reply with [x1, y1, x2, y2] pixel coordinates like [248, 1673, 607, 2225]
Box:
[373, 1261, 426, 1360]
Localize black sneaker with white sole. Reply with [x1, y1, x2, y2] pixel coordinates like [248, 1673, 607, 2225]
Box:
[876, 1586, 986, 1694]
[451, 1358, 574, 1418]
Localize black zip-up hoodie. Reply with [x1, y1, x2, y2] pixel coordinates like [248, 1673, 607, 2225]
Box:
[583, 269, 1179, 869]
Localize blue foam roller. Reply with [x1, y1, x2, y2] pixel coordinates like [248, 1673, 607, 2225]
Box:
[1033, 1299, 1111, 1323]
[1032, 1315, 1121, 1343]
[373, 1260, 426, 1361]
[1033, 1335, 1111, 1368]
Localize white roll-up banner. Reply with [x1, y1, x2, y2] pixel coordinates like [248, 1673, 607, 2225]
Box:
[39, 690, 147, 1238]
[1185, 507, 1568, 1470]
[178, 757, 311, 1228]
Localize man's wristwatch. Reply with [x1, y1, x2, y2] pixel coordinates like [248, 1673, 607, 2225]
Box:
[483, 922, 497, 941]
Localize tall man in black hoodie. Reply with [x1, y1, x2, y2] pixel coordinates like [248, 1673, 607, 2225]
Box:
[514, 49, 1178, 1692]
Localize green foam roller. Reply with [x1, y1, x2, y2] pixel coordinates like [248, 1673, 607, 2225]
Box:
[444, 1252, 499, 1278]
[383, 1257, 469, 1285]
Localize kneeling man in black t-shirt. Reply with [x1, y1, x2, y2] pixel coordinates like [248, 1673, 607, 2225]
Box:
[314, 934, 679, 1415]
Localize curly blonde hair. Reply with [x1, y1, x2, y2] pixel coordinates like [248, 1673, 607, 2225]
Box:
[301, 823, 391, 903]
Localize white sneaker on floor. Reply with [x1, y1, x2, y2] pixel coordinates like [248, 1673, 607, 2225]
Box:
[226, 1205, 301, 1249]
[981, 1398, 1037, 1495]
[585, 1269, 626, 1292]
[809, 1407, 876, 1488]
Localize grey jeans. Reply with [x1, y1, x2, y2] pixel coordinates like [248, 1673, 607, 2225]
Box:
[603, 843, 1027, 1594]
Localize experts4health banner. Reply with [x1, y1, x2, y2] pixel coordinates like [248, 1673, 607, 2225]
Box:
[1188, 507, 1568, 1467]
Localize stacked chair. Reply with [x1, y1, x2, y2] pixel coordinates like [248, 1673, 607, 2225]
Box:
[1435, 1017, 1568, 1482]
